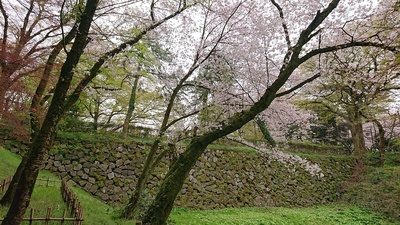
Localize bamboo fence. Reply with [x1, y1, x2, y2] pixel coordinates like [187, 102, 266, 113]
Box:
[0, 177, 83, 224]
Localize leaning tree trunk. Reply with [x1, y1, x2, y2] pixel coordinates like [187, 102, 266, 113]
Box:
[255, 117, 276, 147]
[142, 139, 210, 224]
[122, 75, 140, 134]
[0, 156, 27, 205]
[122, 51, 201, 219]
[140, 1, 344, 222]
[1, 1, 99, 224]
[121, 138, 161, 219]
[142, 82, 280, 224]
[0, 23, 79, 206]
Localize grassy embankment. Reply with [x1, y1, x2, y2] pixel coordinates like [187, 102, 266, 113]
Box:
[0, 146, 399, 225]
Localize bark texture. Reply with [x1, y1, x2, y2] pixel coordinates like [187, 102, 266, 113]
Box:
[1, 1, 99, 224]
[122, 75, 140, 133]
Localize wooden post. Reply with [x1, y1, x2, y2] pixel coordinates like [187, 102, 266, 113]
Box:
[29, 208, 34, 225]
[0, 179, 5, 192]
[61, 208, 66, 225]
[45, 207, 51, 225]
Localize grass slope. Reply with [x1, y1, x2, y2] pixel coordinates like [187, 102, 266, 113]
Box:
[341, 153, 400, 222]
[0, 146, 399, 224]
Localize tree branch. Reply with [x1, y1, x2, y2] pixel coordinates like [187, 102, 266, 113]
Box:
[276, 73, 321, 97]
[270, 0, 291, 49]
[300, 41, 399, 64]
[63, 3, 196, 113]
[0, 0, 8, 57]
[165, 110, 200, 131]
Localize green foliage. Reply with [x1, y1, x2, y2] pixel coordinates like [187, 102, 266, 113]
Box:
[387, 138, 400, 152]
[286, 141, 347, 155]
[255, 118, 276, 147]
[309, 116, 351, 148]
[341, 153, 400, 222]
[57, 104, 93, 132]
[366, 152, 400, 167]
[56, 131, 154, 146]
[169, 205, 397, 225]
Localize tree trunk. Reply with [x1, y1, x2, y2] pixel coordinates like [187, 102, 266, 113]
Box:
[0, 84, 7, 116]
[132, 1, 342, 222]
[122, 58, 199, 219]
[0, 65, 14, 117]
[349, 118, 366, 181]
[255, 117, 276, 147]
[0, 23, 80, 207]
[373, 119, 385, 166]
[1, 1, 99, 224]
[121, 138, 161, 219]
[350, 120, 366, 156]
[142, 87, 279, 224]
[93, 99, 100, 131]
[122, 75, 140, 134]
[1, 131, 52, 225]
[0, 156, 27, 205]
[30, 23, 78, 139]
[142, 139, 210, 224]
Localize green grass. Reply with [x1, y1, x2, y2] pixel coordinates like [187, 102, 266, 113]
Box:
[0, 147, 20, 180]
[69, 186, 137, 225]
[341, 164, 400, 221]
[170, 205, 398, 225]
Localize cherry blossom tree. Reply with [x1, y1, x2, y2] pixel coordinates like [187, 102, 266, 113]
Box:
[0, 0, 75, 141]
[136, 0, 399, 223]
[121, 1, 249, 218]
[1, 0, 195, 224]
[297, 46, 400, 166]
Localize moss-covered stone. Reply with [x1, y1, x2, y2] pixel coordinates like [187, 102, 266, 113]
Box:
[44, 134, 355, 209]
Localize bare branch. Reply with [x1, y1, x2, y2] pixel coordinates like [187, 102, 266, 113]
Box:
[0, 0, 8, 50]
[165, 110, 200, 130]
[150, 0, 155, 22]
[276, 73, 321, 97]
[64, 2, 196, 112]
[300, 41, 399, 64]
[270, 0, 291, 49]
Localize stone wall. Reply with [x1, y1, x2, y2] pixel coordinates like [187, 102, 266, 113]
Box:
[35, 133, 355, 209]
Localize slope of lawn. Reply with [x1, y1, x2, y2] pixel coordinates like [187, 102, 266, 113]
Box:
[341, 152, 400, 222]
[0, 146, 399, 224]
[0, 148, 69, 219]
[0, 147, 136, 224]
